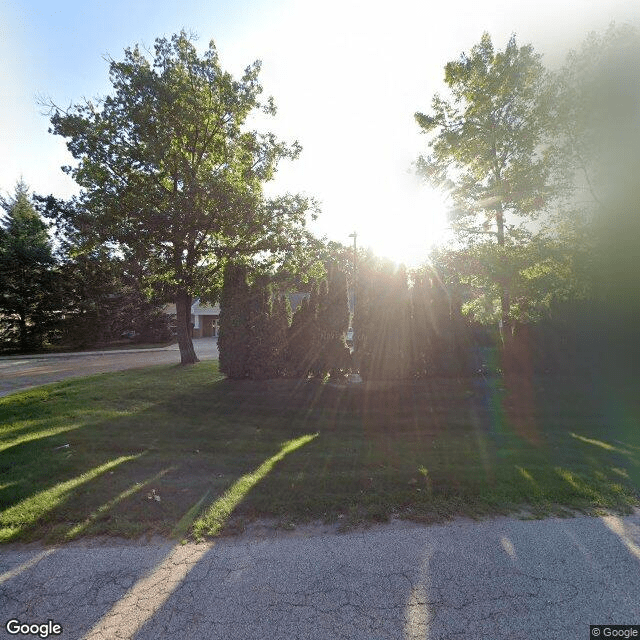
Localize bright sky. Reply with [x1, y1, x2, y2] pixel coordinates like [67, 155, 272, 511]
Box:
[2, 0, 638, 265]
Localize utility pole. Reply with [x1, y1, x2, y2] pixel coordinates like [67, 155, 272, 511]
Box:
[348, 231, 357, 326]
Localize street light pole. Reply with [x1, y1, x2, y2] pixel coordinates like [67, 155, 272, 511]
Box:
[348, 231, 357, 326]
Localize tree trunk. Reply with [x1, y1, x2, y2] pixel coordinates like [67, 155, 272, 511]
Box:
[495, 204, 512, 346]
[18, 313, 27, 353]
[175, 291, 199, 365]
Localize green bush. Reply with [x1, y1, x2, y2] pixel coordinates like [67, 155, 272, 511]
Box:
[317, 265, 351, 378]
[218, 263, 250, 379]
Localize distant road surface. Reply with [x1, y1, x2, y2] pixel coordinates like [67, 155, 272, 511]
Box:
[0, 338, 218, 398]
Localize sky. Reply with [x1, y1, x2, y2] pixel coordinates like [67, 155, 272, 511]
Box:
[2, 0, 639, 265]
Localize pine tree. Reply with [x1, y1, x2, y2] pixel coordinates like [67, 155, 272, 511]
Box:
[317, 265, 351, 379]
[410, 272, 431, 377]
[410, 269, 475, 377]
[354, 263, 411, 380]
[0, 181, 60, 352]
[287, 283, 321, 378]
[352, 268, 376, 379]
[271, 292, 291, 377]
[287, 297, 309, 377]
[387, 265, 412, 380]
[218, 263, 250, 379]
[313, 279, 330, 377]
[246, 275, 278, 380]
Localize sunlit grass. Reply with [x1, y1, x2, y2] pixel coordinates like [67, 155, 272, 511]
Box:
[0, 423, 83, 453]
[192, 434, 318, 539]
[171, 490, 211, 540]
[0, 455, 140, 542]
[570, 432, 616, 451]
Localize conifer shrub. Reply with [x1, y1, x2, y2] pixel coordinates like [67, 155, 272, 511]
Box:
[218, 263, 250, 379]
[411, 270, 475, 377]
[271, 292, 291, 377]
[354, 263, 412, 380]
[317, 265, 352, 378]
[287, 284, 321, 378]
[246, 275, 279, 380]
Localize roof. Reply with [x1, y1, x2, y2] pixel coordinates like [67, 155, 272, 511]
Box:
[162, 299, 220, 315]
[191, 299, 220, 315]
[163, 294, 313, 316]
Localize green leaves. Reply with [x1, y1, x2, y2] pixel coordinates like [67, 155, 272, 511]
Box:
[432, 239, 591, 325]
[414, 33, 560, 335]
[48, 31, 313, 363]
[415, 32, 552, 234]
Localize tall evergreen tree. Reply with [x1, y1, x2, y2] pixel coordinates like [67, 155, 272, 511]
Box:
[246, 274, 278, 380]
[287, 283, 321, 378]
[271, 292, 291, 377]
[313, 279, 329, 377]
[287, 297, 310, 378]
[411, 266, 475, 377]
[409, 271, 432, 377]
[354, 263, 411, 380]
[218, 263, 251, 379]
[317, 265, 351, 378]
[0, 181, 60, 352]
[308, 282, 325, 378]
[35, 194, 172, 349]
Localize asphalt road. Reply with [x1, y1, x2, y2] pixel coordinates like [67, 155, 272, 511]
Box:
[0, 338, 219, 398]
[1, 512, 638, 639]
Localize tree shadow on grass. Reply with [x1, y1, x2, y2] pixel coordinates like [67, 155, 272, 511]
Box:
[0, 375, 325, 543]
[1, 370, 638, 544]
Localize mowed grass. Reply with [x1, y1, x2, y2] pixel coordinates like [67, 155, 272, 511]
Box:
[0, 361, 638, 543]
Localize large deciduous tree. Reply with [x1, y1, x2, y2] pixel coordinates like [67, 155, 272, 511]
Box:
[48, 32, 313, 364]
[415, 33, 553, 341]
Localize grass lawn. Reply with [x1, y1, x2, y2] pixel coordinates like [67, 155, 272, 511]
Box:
[1, 361, 638, 543]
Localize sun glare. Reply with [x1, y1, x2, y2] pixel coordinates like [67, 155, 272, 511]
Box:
[362, 186, 451, 266]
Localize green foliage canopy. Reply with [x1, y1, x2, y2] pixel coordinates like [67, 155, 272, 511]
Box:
[415, 33, 553, 241]
[48, 32, 314, 364]
[415, 33, 559, 339]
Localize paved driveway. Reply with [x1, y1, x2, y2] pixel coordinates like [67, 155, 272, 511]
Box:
[1, 512, 638, 639]
[0, 338, 218, 397]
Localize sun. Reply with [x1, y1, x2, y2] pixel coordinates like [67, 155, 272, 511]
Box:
[357, 184, 452, 267]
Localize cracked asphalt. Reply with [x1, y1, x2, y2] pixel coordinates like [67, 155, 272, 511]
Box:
[0, 338, 218, 397]
[1, 512, 638, 639]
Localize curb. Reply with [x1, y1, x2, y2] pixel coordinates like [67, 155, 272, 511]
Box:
[0, 347, 180, 361]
